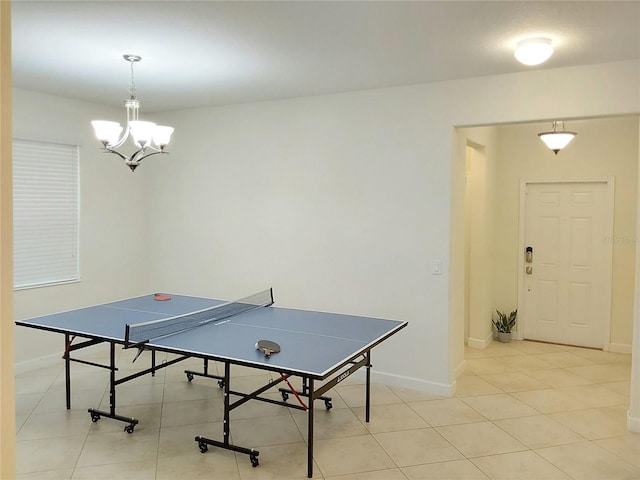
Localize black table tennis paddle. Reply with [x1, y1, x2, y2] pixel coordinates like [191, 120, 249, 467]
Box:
[255, 339, 280, 358]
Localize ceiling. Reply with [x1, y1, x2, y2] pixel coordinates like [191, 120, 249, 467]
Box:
[11, 1, 640, 113]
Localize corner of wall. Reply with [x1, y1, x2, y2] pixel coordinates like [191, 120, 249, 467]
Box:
[467, 332, 493, 349]
[627, 410, 640, 433]
[608, 342, 632, 354]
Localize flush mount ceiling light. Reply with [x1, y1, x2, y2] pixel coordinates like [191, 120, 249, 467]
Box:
[514, 37, 554, 66]
[91, 55, 174, 172]
[538, 121, 577, 154]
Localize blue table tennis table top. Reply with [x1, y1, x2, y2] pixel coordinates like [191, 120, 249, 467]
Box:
[18, 292, 407, 378]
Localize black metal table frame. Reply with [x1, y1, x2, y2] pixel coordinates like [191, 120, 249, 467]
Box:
[191, 351, 372, 478]
[62, 333, 194, 433]
[28, 329, 388, 479]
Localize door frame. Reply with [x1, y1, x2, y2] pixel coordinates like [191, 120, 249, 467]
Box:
[517, 177, 615, 349]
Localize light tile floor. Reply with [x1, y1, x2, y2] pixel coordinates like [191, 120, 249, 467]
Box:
[15, 340, 640, 479]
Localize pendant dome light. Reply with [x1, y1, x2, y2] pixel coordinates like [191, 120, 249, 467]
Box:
[538, 121, 577, 154]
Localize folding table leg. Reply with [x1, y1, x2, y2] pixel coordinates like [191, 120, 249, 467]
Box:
[366, 351, 371, 422]
[87, 341, 138, 433]
[194, 361, 260, 467]
[307, 378, 315, 478]
[64, 334, 71, 410]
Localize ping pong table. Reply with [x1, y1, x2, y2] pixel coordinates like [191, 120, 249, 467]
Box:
[16, 288, 407, 478]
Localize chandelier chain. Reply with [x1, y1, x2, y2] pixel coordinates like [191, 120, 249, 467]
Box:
[129, 59, 137, 100]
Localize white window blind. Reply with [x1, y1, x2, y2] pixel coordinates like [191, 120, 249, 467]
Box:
[13, 139, 80, 289]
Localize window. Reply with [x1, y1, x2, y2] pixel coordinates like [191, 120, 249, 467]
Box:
[13, 139, 79, 288]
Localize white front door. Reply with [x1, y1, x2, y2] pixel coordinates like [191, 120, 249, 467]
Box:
[523, 181, 612, 348]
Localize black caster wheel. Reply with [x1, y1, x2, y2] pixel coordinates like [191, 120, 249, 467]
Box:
[90, 413, 100, 423]
[325, 400, 333, 410]
[124, 424, 135, 434]
[198, 441, 208, 453]
[281, 391, 289, 401]
[186, 372, 194, 382]
[250, 453, 259, 467]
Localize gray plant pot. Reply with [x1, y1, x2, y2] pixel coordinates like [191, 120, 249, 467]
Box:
[497, 332, 512, 343]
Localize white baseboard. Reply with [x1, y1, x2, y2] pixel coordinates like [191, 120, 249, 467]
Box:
[14, 352, 61, 376]
[454, 359, 466, 379]
[369, 370, 455, 397]
[609, 343, 632, 354]
[18, 353, 458, 399]
[627, 410, 640, 433]
[467, 332, 493, 349]
[466, 338, 631, 354]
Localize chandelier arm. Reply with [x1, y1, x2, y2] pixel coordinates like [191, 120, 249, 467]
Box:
[125, 146, 147, 164]
[102, 148, 130, 162]
[107, 125, 132, 151]
[143, 144, 162, 153]
[101, 146, 167, 171]
[130, 150, 165, 165]
[102, 146, 147, 163]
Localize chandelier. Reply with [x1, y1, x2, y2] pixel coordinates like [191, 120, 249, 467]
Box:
[538, 121, 577, 154]
[91, 55, 174, 171]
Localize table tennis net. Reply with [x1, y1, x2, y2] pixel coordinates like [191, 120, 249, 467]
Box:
[125, 288, 274, 346]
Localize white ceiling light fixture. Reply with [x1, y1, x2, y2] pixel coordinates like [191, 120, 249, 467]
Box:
[91, 55, 174, 172]
[514, 37, 554, 66]
[538, 121, 577, 154]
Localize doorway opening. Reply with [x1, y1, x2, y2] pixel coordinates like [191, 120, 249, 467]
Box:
[457, 116, 638, 354]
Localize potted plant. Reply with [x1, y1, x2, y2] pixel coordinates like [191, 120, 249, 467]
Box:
[492, 309, 517, 343]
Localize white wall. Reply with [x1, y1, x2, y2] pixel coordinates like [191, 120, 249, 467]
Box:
[13, 61, 640, 399]
[146, 88, 453, 392]
[149, 60, 639, 393]
[12, 89, 152, 368]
